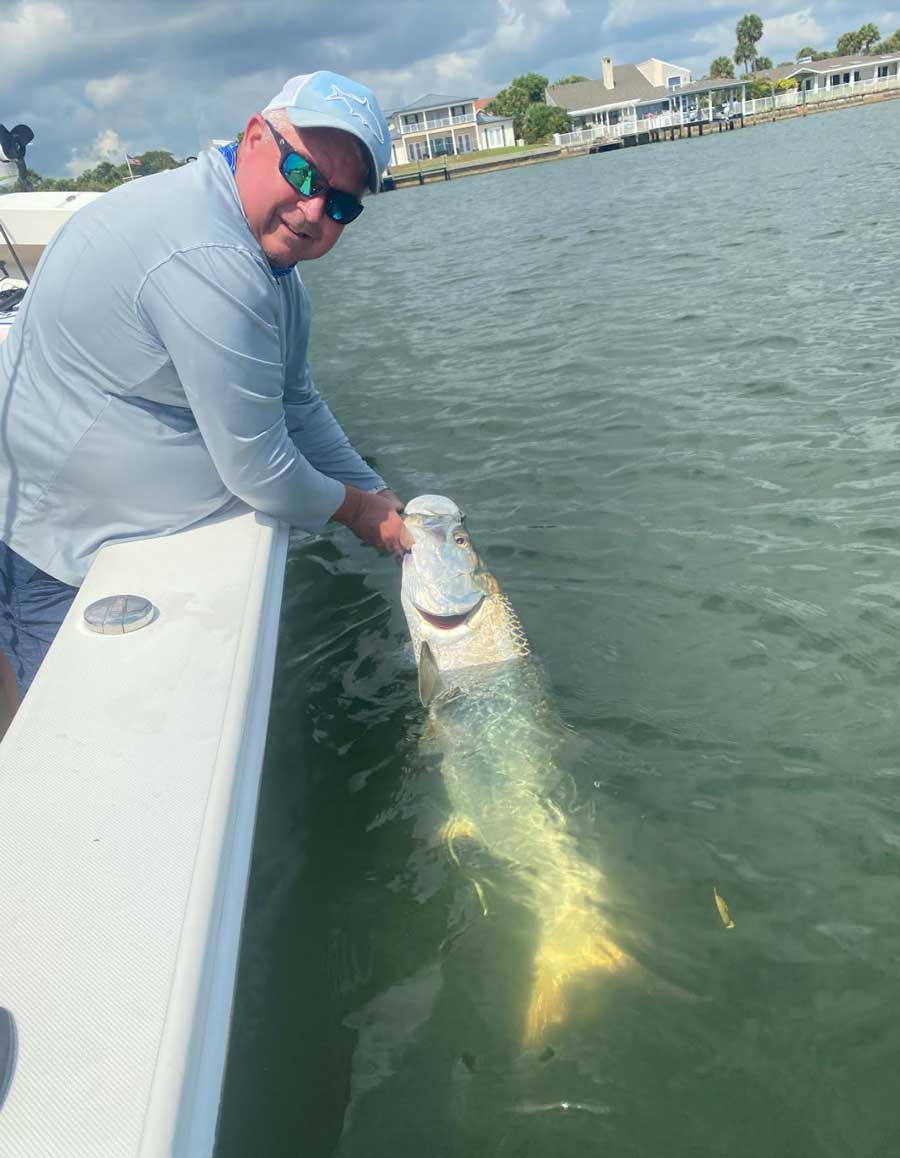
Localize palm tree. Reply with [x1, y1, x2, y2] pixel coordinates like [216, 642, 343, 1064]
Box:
[735, 13, 764, 73]
[836, 30, 863, 55]
[859, 23, 881, 53]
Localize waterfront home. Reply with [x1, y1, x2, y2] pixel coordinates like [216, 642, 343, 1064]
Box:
[387, 94, 515, 164]
[749, 52, 900, 94]
[546, 57, 693, 130]
[548, 51, 900, 130]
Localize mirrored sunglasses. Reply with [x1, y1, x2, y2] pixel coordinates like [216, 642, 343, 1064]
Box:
[264, 118, 364, 225]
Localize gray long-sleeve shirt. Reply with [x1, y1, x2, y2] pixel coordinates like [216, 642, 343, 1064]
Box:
[0, 148, 384, 585]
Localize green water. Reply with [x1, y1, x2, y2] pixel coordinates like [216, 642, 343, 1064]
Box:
[217, 101, 900, 1158]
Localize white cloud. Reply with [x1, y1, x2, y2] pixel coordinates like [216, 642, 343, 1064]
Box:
[762, 8, 825, 57]
[541, 0, 571, 18]
[690, 16, 740, 51]
[367, 0, 577, 108]
[435, 53, 476, 82]
[495, 0, 530, 50]
[66, 128, 126, 176]
[3, 1, 69, 81]
[604, 0, 732, 33]
[84, 74, 132, 109]
[689, 5, 825, 63]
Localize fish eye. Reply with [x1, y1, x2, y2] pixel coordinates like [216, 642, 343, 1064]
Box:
[453, 533, 468, 547]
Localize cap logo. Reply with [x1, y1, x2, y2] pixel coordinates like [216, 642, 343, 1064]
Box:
[326, 84, 385, 145]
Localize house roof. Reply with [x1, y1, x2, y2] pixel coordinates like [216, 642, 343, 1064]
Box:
[389, 92, 476, 114]
[785, 52, 897, 75]
[547, 65, 668, 112]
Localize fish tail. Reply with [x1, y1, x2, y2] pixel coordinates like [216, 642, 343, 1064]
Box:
[523, 905, 628, 1047]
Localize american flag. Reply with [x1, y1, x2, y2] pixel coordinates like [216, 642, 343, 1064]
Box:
[125, 154, 142, 167]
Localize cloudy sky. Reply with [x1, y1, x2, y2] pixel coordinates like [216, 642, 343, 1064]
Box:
[2, 0, 897, 177]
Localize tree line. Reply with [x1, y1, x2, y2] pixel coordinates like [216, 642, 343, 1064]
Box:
[709, 15, 900, 81]
[1, 150, 186, 194]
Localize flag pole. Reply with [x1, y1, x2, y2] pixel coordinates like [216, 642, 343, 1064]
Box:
[124, 153, 134, 180]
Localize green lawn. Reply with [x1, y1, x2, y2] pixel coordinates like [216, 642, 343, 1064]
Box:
[388, 144, 552, 175]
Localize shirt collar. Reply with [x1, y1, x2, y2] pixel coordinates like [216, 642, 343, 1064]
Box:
[217, 142, 296, 280]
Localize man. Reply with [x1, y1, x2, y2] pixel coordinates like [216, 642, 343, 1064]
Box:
[0, 70, 412, 709]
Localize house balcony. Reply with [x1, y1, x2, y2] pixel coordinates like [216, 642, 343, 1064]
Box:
[399, 113, 475, 134]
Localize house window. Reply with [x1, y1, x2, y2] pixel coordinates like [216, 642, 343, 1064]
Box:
[853, 71, 860, 82]
[451, 105, 467, 117]
[667, 75, 682, 90]
[456, 133, 472, 152]
[878, 64, 889, 78]
[407, 140, 427, 161]
[830, 74, 840, 86]
[843, 72, 850, 84]
[402, 115, 421, 129]
[430, 135, 454, 157]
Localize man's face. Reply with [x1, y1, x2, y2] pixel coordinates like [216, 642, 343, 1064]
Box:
[235, 114, 367, 266]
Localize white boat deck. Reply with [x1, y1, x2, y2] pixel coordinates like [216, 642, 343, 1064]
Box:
[0, 190, 103, 279]
[0, 509, 289, 1155]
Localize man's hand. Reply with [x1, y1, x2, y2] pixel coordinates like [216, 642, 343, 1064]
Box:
[332, 485, 414, 556]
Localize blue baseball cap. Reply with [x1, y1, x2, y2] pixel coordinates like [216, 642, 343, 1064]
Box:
[263, 71, 390, 192]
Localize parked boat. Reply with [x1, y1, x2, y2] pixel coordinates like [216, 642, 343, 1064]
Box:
[0, 154, 289, 1155]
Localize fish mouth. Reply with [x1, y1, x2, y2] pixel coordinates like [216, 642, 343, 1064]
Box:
[414, 597, 483, 630]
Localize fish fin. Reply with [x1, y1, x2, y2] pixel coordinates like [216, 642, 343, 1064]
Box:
[523, 905, 629, 1047]
[471, 878, 489, 918]
[418, 641, 441, 707]
[440, 816, 490, 929]
[713, 886, 735, 929]
[438, 815, 481, 865]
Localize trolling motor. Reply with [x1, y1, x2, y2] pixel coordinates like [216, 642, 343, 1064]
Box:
[0, 123, 34, 191]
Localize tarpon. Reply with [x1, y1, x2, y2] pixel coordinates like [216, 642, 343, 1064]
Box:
[400, 495, 627, 1045]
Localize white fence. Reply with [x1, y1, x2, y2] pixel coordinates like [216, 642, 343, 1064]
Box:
[744, 70, 900, 115]
[557, 109, 711, 148]
[556, 70, 900, 148]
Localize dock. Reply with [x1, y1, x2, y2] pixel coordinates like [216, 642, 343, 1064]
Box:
[591, 113, 745, 153]
[385, 145, 564, 189]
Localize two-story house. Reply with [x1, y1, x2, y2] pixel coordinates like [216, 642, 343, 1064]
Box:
[387, 94, 515, 165]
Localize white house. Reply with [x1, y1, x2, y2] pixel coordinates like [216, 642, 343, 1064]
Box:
[756, 52, 900, 93]
[547, 52, 900, 129]
[387, 94, 515, 165]
[547, 57, 693, 129]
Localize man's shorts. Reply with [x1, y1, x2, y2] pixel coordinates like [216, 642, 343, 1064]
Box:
[0, 542, 78, 697]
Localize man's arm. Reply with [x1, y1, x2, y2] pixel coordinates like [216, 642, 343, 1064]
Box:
[137, 247, 345, 529]
[284, 358, 386, 492]
[136, 247, 410, 553]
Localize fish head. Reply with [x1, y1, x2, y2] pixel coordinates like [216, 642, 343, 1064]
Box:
[401, 495, 529, 701]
